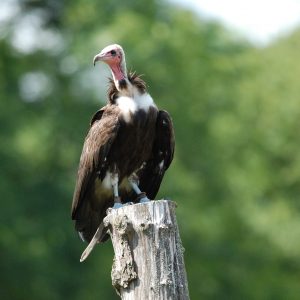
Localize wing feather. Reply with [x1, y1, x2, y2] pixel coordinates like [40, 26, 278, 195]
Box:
[136, 110, 175, 199]
[71, 105, 120, 219]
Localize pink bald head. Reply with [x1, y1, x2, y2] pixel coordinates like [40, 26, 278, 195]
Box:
[93, 44, 127, 81]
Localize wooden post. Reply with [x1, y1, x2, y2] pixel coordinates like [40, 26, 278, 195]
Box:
[103, 200, 190, 300]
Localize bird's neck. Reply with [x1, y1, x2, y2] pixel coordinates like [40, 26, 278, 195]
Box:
[110, 64, 126, 82]
[115, 78, 133, 97]
[110, 61, 132, 94]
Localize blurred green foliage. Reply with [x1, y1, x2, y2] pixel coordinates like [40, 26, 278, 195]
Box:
[1, 0, 300, 299]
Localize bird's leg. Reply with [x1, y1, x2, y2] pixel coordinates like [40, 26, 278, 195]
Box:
[111, 173, 122, 209]
[128, 174, 150, 203]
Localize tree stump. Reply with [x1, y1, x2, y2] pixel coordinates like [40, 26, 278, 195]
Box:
[103, 200, 190, 300]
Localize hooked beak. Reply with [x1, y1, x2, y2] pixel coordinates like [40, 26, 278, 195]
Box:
[93, 52, 110, 66]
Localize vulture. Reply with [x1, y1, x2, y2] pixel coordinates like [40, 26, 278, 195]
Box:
[71, 44, 175, 245]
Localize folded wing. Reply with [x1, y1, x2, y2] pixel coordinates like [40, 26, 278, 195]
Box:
[136, 110, 175, 199]
[71, 106, 120, 242]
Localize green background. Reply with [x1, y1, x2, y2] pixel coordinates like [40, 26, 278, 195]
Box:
[1, 0, 300, 299]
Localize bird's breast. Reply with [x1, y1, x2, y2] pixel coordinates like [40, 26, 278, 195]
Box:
[116, 92, 156, 123]
[107, 106, 158, 179]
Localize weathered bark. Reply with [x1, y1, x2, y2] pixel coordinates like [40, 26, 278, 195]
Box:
[103, 200, 190, 300]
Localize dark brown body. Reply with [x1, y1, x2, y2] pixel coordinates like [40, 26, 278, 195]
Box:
[71, 74, 175, 243]
[108, 107, 157, 181]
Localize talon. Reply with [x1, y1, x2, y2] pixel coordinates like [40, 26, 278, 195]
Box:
[136, 192, 150, 203]
[139, 197, 150, 203]
[129, 174, 150, 203]
[112, 202, 123, 209]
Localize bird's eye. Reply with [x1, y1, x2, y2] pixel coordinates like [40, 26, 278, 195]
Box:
[110, 50, 116, 56]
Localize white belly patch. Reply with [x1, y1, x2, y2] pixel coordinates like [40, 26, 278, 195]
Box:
[97, 171, 130, 194]
[102, 172, 118, 189]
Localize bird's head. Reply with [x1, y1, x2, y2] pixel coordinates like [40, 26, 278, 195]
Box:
[93, 44, 127, 83]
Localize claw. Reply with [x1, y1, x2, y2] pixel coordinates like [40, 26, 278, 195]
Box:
[139, 197, 150, 203]
[129, 174, 150, 204]
[112, 202, 123, 209]
[136, 192, 150, 203]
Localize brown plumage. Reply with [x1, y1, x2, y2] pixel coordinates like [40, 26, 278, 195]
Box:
[71, 44, 175, 243]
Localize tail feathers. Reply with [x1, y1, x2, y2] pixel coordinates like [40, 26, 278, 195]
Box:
[80, 222, 108, 262]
